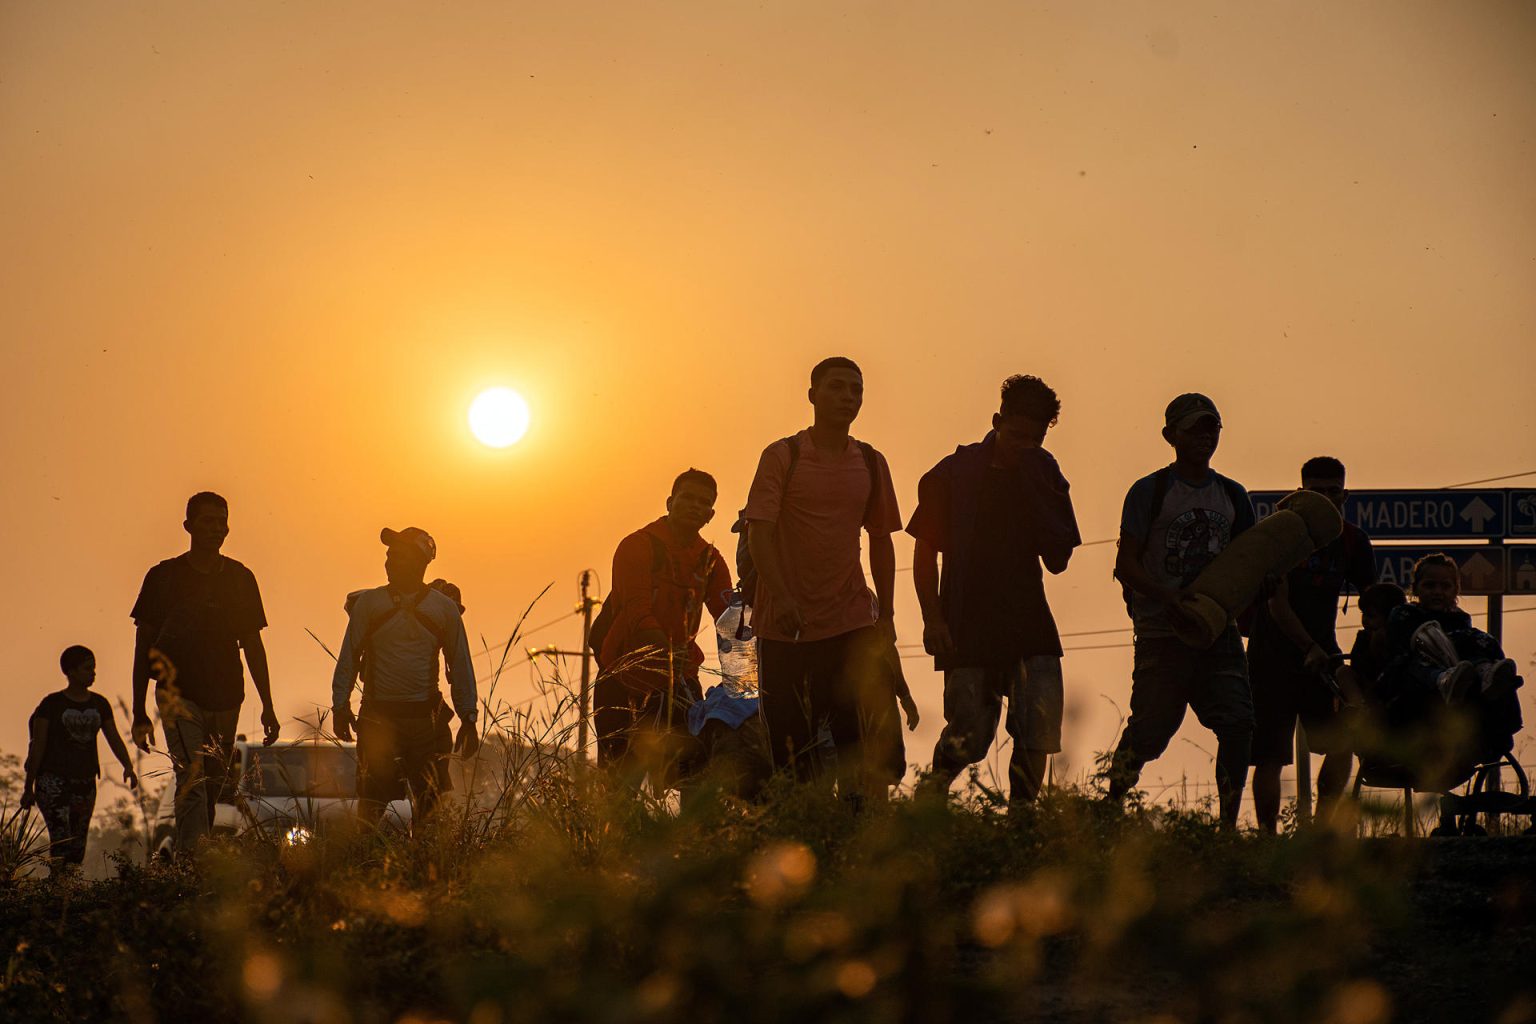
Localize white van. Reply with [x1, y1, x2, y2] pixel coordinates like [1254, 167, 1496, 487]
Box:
[150, 739, 410, 855]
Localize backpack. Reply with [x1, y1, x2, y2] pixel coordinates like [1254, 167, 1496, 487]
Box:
[1114, 466, 1252, 620]
[732, 435, 880, 605]
[588, 533, 719, 669]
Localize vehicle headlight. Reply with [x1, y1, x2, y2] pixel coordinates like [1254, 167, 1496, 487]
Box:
[283, 824, 313, 847]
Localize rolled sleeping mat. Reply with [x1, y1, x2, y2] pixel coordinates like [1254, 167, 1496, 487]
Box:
[1171, 489, 1344, 648]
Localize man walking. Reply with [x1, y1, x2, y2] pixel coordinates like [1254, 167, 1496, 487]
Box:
[1105, 394, 1257, 828]
[1249, 457, 1376, 832]
[131, 491, 279, 852]
[908, 375, 1081, 806]
[332, 527, 478, 826]
[594, 469, 733, 788]
[743, 356, 904, 801]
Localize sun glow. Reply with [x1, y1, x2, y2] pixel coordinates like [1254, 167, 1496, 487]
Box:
[468, 387, 531, 448]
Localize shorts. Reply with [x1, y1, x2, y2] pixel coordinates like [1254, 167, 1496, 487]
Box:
[1250, 660, 1348, 766]
[356, 698, 453, 804]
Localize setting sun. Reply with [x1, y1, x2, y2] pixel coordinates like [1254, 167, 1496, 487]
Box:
[468, 387, 531, 448]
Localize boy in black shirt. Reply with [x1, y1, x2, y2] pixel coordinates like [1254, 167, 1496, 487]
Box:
[130, 492, 279, 852]
[1248, 457, 1376, 832]
[908, 375, 1081, 805]
[22, 646, 137, 870]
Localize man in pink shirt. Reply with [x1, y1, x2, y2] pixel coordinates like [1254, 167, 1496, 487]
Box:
[743, 356, 904, 800]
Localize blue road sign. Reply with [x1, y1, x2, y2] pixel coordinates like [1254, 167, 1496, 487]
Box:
[1373, 545, 1506, 595]
[1250, 489, 1508, 540]
[1510, 490, 1536, 537]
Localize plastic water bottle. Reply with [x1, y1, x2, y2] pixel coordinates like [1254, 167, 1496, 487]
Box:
[715, 596, 759, 696]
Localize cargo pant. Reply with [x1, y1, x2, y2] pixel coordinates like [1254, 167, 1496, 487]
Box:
[158, 691, 242, 852]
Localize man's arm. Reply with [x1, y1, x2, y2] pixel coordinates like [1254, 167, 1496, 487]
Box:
[131, 626, 157, 751]
[749, 521, 802, 638]
[869, 531, 896, 629]
[444, 613, 480, 756]
[704, 549, 733, 621]
[20, 716, 47, 808]
[1114, 533, 1178, 603]
[240, 632, 280, 745]
[1264, 579, 1330, 674]
[330, 606, 368, 740]
[913, 537, 953, 656]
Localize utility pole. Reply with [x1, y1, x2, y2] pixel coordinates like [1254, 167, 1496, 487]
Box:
[578, 570, 597, 762]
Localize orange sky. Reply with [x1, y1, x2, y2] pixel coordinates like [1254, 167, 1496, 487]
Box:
[3, 2, 1534, 805]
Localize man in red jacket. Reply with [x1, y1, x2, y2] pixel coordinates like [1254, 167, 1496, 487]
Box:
[595, 469, 733, 787]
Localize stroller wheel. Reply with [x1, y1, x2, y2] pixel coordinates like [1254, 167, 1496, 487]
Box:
[1459, 821, 1488, 837]
[1428, 823, 1458, 837]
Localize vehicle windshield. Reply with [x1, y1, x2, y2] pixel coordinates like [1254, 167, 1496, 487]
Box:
[244, 746, 357, 799]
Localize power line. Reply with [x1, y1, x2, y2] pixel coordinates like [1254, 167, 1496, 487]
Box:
[1445, 470, 1536, 487]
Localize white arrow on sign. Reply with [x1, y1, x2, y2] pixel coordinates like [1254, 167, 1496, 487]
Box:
[1461, 496, 1497, 532]
[1462, 552, 1502, 590]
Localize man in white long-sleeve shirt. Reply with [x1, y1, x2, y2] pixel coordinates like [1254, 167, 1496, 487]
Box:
[331, 526, 479, 825]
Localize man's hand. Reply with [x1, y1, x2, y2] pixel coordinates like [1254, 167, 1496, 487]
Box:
[332, 705, 356, 742]
[455, 722, 480, 759]
[773, 598, 805, 640]
[260, 705, 281, 747]
[123, 766, 139, 790]
[131, 715, 156, 752]
[1302, 644, 1331, 676]
[922, 617, 955, 657]
[19, 787, 35, 811]
[899, 691, 921, 731]
[876, 612, 897, 643]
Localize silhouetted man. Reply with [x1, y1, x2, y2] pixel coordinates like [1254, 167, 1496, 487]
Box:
[743, 356, 903, 801]
[1106, 394, 1256, 828]
[594, 469, 733, 788]
[332, 527, 478, 826]
[1248, 457, 1375, 833]
[908, 375, 1081, 806]
[131, 491, 279, 853]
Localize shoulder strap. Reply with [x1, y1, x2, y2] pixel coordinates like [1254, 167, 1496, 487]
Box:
[1140, 466, 1174, 549]
[856, 441, 879, 521]
[363, 589, 448, 653]
[783, 434, 802, 493]
[1218, 474, 1254, 533]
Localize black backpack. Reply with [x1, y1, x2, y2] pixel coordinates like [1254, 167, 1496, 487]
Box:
[1114, 466, 1252, 618]
[732, 435, 880, 605]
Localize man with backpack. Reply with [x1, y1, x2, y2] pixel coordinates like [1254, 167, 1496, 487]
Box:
[591, 469, 733, 786]
[741, 356, 904, 801]
[1247, 457, 1376, 833]
[331, 527, 478, 826]
[907, 375, 1081, 807]
[130, 491, 279, 853]
[1105, 394, 1257, 828]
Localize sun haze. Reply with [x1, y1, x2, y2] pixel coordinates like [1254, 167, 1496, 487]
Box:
[0, 2, 1533, 795]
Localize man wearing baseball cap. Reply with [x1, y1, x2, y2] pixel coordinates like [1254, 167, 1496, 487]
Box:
[331, 526, 478, 826]
[1106, 393, 1257, 828]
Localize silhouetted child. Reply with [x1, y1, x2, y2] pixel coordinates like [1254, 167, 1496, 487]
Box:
[21, 646, 137, 871]
[1339, 583, 1407, 707]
